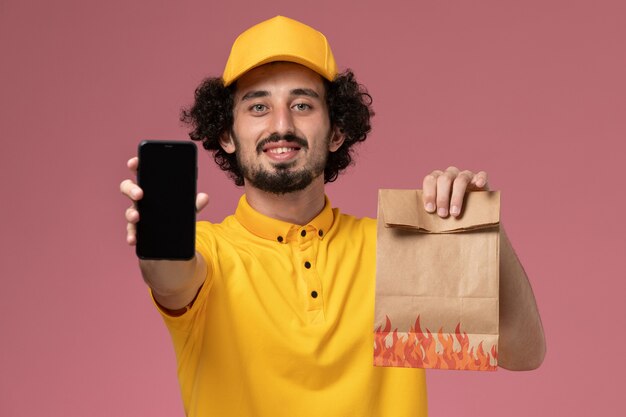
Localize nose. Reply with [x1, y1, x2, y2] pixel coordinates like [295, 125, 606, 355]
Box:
[269, 105, 295, 136]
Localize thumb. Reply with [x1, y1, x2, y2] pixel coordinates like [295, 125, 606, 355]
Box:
[196, 193, 210, 212]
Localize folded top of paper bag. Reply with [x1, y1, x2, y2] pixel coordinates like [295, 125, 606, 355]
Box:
[379, 189, 500, 233]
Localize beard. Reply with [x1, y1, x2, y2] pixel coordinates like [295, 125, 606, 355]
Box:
[235, 132, 329, 195]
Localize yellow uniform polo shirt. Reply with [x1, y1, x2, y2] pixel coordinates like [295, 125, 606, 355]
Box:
[155, 195, 427, 417]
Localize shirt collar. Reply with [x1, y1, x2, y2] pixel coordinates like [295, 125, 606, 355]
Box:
[234, 194, 335, 243]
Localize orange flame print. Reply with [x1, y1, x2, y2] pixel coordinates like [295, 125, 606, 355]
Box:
[374, 316, 497, 371]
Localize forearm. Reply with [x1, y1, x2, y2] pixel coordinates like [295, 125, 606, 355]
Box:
[498, 227, 546, 370]
[139, 251, 207, 310]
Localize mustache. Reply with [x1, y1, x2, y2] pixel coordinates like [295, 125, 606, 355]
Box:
[256, 133, 309, 154]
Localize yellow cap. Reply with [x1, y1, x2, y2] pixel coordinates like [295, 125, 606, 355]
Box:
[222, 16, 337, 86]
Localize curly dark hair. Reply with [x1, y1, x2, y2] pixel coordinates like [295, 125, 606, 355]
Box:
[180, 69, 374, 186]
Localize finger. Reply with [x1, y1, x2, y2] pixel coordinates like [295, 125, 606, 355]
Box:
[435, 171, 456, 217]
[445, 166, 460, 175]
[469, 171, 489, 190]
[196, 193, 210, 212]
[127, 157, 139, 174]
[120, 179, 143, 201]
[422, 170, 443, 213]
[126, 221, 137, 245]
[125, 206, 139, 224]
[449, 170, 473, 217]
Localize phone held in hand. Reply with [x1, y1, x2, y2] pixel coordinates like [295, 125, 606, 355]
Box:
[136, 140, 197, 260]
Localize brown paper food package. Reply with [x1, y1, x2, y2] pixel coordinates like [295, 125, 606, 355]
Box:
[374, 189, 500, 371]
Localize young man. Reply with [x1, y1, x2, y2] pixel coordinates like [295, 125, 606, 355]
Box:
[121, 16, 545, 417]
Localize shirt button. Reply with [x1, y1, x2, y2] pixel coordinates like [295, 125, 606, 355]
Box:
[318, 230, 323, 237]
[311, 291, 318, 298]
[277, 236, 284, 243]
[304, 261, 311, 269]
[301, 230, 307, 237]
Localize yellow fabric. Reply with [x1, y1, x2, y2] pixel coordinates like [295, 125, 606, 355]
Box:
[155, 195, 427, 417]
[222, 16, 337, 86]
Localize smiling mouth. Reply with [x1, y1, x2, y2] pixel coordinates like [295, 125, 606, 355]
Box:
[262, 144, 302, 165]
[265, 146, 301, 155]
[256, 133, 308, 155]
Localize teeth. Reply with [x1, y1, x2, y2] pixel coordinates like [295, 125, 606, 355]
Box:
[268, 147, 295, 154]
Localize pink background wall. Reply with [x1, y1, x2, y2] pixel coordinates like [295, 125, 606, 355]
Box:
[1, 0, 624, 415]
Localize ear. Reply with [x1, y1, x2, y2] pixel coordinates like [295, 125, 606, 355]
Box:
[328, 128, 346, 152]
[219, 132, 237, 154]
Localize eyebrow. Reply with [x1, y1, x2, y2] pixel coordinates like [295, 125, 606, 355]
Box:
[241, 90, 270, 101]
[290, 88, 320, 99]
[240, 88, 321, 102]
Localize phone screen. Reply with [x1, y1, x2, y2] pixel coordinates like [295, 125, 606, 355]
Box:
[136, 140, 197, 260]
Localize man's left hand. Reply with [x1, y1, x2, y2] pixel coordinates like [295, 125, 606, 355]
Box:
[422, 166, 489, 218]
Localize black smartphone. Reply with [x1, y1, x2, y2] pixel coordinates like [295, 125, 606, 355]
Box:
[136, 140, 197, 260]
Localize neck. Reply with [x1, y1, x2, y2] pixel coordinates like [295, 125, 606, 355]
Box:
[243, 176, 326, 225]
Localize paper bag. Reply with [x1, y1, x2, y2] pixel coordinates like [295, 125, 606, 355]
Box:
[374, 189, 500, 371]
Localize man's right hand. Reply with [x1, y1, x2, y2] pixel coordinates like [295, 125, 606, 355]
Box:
[119, 156, 210, 246]
[119, 156, 210, 313]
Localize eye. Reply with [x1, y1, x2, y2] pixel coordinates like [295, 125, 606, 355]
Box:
[293, 103, 311, 111]
[250, 104, 267, 113]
